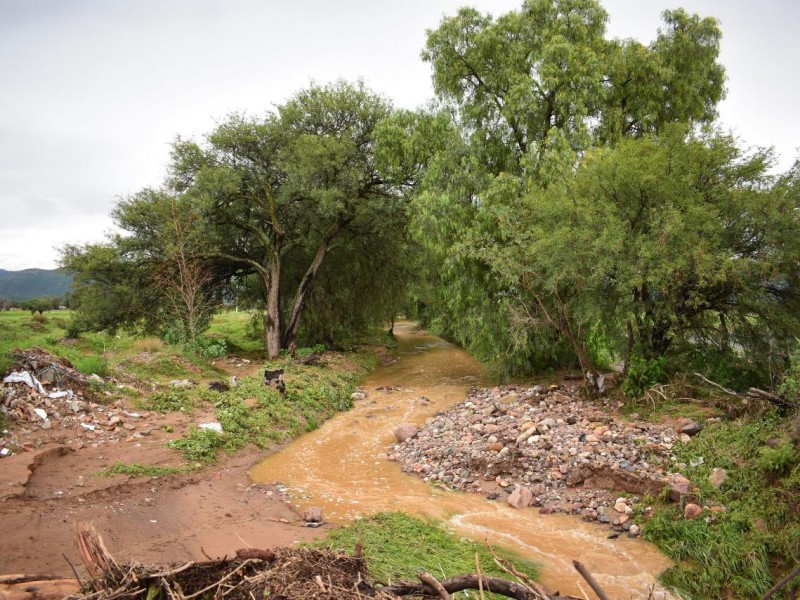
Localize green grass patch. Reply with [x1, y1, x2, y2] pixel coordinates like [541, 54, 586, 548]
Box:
[72, 354, 110, 377]
[0, 310, 71, 373]
[169, 427, 225, 464]
[311, 512, 539, 595]
[97, 461, 187, 477]
[167, 353, 372, 464]
[206, 310, 264, 357]
[644, 409, 800, 598]
[138, 389, 198, 413]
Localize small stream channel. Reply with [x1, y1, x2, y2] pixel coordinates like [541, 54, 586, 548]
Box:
[249, 322, 674, 598]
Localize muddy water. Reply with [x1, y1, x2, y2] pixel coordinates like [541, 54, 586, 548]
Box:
[249, 322, 674, 598]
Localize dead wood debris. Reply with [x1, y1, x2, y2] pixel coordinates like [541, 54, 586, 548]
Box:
[70, 526, 583, 600]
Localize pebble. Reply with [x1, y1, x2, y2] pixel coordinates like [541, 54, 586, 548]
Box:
[389, 385, 682, 522]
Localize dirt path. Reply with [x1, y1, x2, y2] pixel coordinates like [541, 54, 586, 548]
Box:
[0, 357, 326, 577]
[0, 440, 324, 576]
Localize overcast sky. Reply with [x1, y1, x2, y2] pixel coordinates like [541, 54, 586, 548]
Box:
[1, 0, 798, 270]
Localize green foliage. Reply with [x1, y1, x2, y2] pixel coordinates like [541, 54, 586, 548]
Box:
[622, 355, 665, 398]
[384, 1, 796, 385]
[644, 411, 800, 598]
[167, 353, 370, 464]
[169, 427, 224, 464]
[312, 512, 539, 594]
[206, 310, 264, 357]
[778, 339, 800, 404]
[755, 442, 795, 475]
[140, 389, 196, 413]
[184, 336, 227, 360]
[97, 461, 187, 477]
[72, 355, 110, 377]
[168, 80, 414, 357]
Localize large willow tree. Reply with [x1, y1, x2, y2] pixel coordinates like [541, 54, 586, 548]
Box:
[381, 0, 798, 384]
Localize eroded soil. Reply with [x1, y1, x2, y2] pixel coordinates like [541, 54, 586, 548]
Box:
[0, 359, 325, 578]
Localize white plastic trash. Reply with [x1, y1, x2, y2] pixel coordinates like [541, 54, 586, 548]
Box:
[199, 422, 223, 433]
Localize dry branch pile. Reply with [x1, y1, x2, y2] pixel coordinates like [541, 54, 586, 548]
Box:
[71, 526, 580, 600]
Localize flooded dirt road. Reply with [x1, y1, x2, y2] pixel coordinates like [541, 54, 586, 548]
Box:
[250, 322, 674, 597]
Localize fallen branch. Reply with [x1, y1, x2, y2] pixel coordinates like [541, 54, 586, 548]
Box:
[488, 544, 550, 600]
[747, 387, 793, 407]
[694, 372, 740, 397]
[762, 562, 800, 600]
[383, 574, 545, 599]
[572, 561, 610, 600]
[418, 571, 451, 599]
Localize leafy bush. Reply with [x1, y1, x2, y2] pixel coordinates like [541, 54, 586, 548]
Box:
[622, 355, 665, 398]
[778, 339, 800, 404]
[178, 336, 228, 360]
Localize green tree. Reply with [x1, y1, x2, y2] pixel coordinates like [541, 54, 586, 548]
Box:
[390, 0, 728, 378]
[170, 81, 410, 357]
[480, 127, 800, 388]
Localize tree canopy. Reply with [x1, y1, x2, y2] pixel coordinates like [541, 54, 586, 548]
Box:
[382, 0, 798, 388]
[64, 81, 415, 354]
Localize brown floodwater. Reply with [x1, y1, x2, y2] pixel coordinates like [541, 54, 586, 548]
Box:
[249, 322, 675, 598]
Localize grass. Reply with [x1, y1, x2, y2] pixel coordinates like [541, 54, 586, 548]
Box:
[0, 310, 71, 374]
[311, 512, 539, 597]
[643, 408, 800, 599]
[205, 310, 264, 357]
[97, 461, 188, 477]
[167, 360, 365, 464]
[137, 389, 198, 413]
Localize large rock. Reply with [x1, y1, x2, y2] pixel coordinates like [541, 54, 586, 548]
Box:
[684, 503, 702, 519]
[676, 417, 702, 437]
[507, 485, 533, 509]
[303, 507, 323, 523]
[667, 473, 691, 501]
[708, 467, 728, 489]
[393, 423, 418, 443]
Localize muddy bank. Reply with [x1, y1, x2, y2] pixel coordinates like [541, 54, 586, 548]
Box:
[249, 323, 676, 598]
[0, 444, 324, 577]
[0, 349, 351, 577]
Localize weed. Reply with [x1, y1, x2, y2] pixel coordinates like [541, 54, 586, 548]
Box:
[311, 512, 539, 595]
[73, 355, 109, 377]
[97, 461, 187, 477]
[139, 389, 196, 413]
[169, 427, 224, 464]
[622, 355, 665, 398]
[131, 337, 164, 353]
[644, 410, 800, 598]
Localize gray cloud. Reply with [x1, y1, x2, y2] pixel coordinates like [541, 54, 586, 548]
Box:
[0, 0, 796, 269]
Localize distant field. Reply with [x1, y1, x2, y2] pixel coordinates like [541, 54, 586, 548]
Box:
[0, 309, 258, 378]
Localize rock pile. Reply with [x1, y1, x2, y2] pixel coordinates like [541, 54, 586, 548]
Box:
[1, 348, 154, 457]
[388, 385, 688, 524]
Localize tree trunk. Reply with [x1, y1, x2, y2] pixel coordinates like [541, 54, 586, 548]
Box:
[264, 253, 282, 359]
[282, 222, 343, 354]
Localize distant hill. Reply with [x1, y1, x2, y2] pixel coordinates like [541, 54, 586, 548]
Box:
[0, 268, 73, 301]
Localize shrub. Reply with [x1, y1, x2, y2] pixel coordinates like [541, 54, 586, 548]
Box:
[622, 355, 665, 398]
